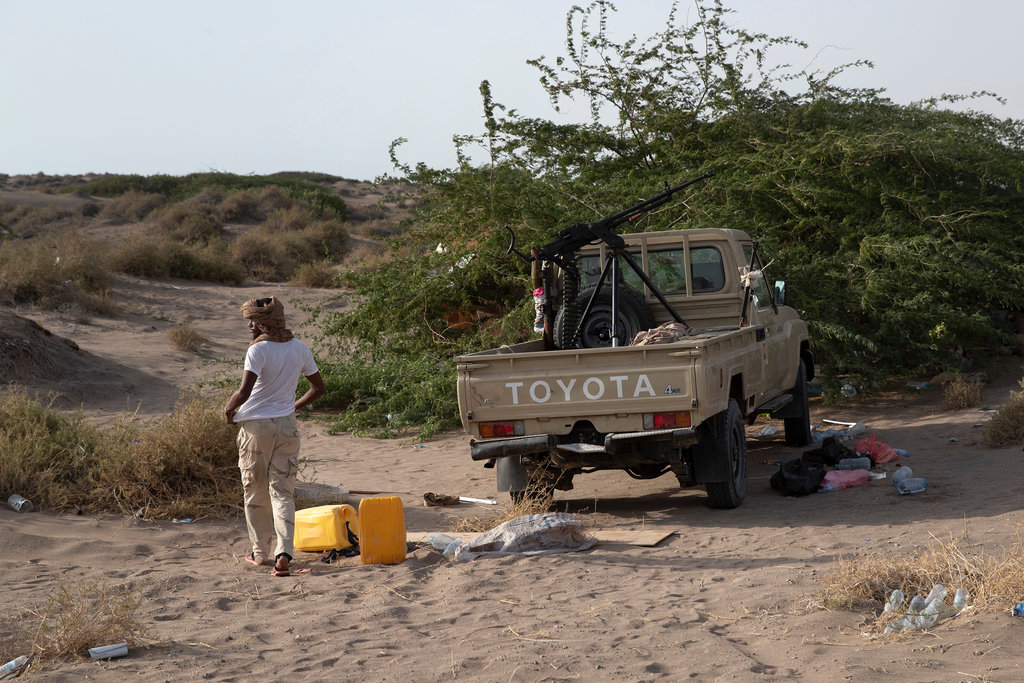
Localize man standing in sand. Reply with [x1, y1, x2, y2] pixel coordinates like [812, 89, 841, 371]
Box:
[224, 296, 325, 577]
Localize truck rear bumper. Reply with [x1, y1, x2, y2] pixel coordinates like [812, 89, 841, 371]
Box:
[470, 434, 555, 461]
[470, 428, 697, 461]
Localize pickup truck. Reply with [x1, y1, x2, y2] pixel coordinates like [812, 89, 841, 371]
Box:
[455, 228, 813, 508]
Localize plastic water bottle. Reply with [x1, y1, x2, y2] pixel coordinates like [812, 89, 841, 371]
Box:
[891, 466, 913, 486]
[925, 584, 947, 604]
[836, 457, 871, 471]
[442, 539, 463, 559]
[882, 589, 904, 615]
[0, 656, 27, 676]
[893, 448, 911, 458]
[896, 477, 929, 495]
[953, 588, 969, 610]
[429, 533, 456, 550]
[845, 422, 867, 439]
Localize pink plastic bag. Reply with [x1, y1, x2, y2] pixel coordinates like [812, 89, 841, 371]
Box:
[819, 469, 871, 492]
[855, 434, 899, 464]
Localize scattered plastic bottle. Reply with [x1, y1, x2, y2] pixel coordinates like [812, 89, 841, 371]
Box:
[429, 533, 456, 550]
[840, 383, 857, 398]
[836, 457, 871, 471]
[893, 448, 911, 458]
[759, 425, 778, 437]
[428, 534, 463, 558]
[882, 589, 904, 615]
[845, 422, 867, 439]
[926, 584, 947, 605]
[891, 466, 913, 486]
[953, 588, 969, 610]
[0, 656, 27, 676]
[907, 380, 930, 390]
[896, 477, 929, 495]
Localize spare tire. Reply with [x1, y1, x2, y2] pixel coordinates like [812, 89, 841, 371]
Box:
[554, 284, 654, 348]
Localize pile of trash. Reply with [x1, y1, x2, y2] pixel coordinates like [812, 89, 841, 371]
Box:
[881, 584, 970, 633]
[770, 422, 926, 497]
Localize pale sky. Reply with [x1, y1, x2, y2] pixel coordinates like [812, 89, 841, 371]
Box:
[2, 1, 1021, 181]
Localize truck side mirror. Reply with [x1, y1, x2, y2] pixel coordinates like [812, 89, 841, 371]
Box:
[774, 281, 786, 306]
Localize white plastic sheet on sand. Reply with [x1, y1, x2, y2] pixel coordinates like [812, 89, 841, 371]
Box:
[454, 512, 598, 562]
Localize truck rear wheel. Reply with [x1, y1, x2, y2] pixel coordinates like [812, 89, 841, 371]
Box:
[783, 359, 812, 447]
[554, 284, 654, 349]
[701, 399, 748, 509]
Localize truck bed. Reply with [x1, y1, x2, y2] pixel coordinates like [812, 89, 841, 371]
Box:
[457, 326, 757, 437]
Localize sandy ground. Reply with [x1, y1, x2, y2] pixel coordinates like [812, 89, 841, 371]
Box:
[3, 192, 1024, 680]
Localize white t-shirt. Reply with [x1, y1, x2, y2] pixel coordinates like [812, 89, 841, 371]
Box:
[233, 338, 319, 422]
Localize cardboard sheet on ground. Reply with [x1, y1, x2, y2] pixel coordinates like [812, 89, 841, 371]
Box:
[409, 528, 674, 548]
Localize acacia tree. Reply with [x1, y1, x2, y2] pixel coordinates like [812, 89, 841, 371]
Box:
[318, 0, 1024, 434]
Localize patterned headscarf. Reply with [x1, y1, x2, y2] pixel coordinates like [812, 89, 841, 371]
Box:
[240, 297, 294, 345]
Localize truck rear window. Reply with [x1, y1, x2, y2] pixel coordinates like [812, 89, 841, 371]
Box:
[578, 246, 725, 294]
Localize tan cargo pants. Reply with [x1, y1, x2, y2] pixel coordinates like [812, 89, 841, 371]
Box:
[237, 415, 300, 562]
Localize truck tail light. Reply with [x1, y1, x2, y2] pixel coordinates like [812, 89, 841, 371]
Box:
[478, 421, 525, 438]
[643, 411, 692, 430]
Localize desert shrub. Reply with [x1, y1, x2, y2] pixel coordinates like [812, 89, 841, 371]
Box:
[0, 205, 76, 237]
[98, 190, 165, 223]
[981, 378, 1024, 446]
[818, 530, 1024, 632]
[71, 173, 345, 220]
[176, 209, 223, 244]
[167, 324, 207, 352]
[149, 205, 223, 243]
[0, 387, 241, 518]
[109, 235, 173, 277]
[942, 376, 983, 410]
[291, 260, 338, 288]
[218, 189, 263, 222]
[110, 236, 245, 284]
[184, 185, 224, 208]
[257, 185, 295, 213]
[263, 205, 312, 232]
[79, 201, 101, 218]
[27, 579, 151, 664]
[0, 233, 112, 312]
[301, 218, 349, 260]
[231, 230, 294, 281]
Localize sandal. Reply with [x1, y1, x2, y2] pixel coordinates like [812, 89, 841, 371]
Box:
[246, 552, 271, 567]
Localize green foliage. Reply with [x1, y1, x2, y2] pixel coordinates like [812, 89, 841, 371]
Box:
[318, 0, 1024, 433]
[70, 172, 347, 220]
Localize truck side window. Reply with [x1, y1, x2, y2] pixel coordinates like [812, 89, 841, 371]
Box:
[689, 246, 725, 293]
[649, 248, 687, 294]
[578, 253, 644, 292]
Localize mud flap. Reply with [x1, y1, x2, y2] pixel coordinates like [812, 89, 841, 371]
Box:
[496, 456, 530, 492]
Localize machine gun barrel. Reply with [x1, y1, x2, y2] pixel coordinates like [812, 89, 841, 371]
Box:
[597, 169, 714, 232]
[532, 169, 713, 265]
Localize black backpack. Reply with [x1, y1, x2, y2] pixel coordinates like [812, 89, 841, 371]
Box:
[801, 436, 855, 467]
[770, 456, 826, 496]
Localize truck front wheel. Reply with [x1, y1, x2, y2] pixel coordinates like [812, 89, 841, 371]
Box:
[700, 398, 748, 509]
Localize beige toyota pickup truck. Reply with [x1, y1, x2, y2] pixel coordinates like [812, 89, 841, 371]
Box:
[455, 228, 813, 508]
